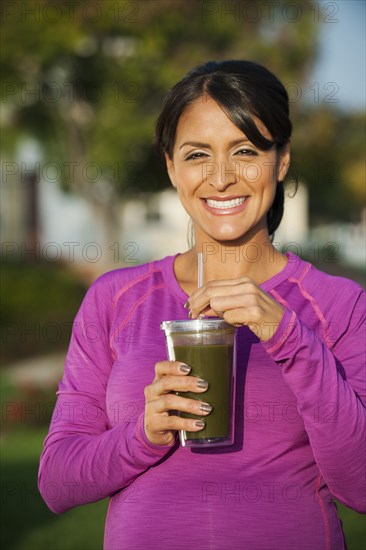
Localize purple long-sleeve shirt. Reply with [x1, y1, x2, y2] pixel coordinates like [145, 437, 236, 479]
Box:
[38, 252, 366, 550]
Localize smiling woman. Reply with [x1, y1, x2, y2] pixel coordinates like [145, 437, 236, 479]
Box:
[38, 60, 366, 550]
[163, 97, 289, 249]
[155, 61, 292, 240]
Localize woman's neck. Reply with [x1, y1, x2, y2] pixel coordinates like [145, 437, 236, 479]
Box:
[174, 231, 287, 294]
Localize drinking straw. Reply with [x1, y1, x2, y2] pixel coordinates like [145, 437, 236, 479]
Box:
[197, 252, 206, 320]
[197, 252, 204, 288]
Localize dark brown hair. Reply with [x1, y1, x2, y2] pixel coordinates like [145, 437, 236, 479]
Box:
[154, 60, 292, 236]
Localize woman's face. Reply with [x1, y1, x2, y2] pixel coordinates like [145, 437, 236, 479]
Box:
[165, 95, 290, 244]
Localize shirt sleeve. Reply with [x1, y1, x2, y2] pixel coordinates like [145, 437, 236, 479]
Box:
[38, 274, 174, 514]
[263, 291, 366, 514]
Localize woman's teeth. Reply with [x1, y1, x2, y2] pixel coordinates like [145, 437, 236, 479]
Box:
[205, 197, 246, 209]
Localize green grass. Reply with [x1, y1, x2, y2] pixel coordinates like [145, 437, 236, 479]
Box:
[1, 427, 107, 550]
[1, 262, 87, 365]
[1, 427, 365, 549]
[338, 503, 366, 550]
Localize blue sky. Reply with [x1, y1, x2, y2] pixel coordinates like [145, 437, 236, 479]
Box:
[307, 0, 365, 110]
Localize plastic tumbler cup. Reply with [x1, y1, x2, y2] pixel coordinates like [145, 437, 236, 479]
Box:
[160, 319, 237, 448]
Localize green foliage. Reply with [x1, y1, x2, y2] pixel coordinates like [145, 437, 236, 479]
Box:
[1, 263, 87, 365]
[292, 107, 365, 223]
[1, 0, 317, 193]
[1, 0, 364, 222]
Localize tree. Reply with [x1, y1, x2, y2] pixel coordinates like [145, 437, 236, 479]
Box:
[292, 107, 365, 223]
[3, 0, 345, 252]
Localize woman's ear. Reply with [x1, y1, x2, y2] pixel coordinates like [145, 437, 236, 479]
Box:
[277, 142, 291, 182]
[164, 152, 177, 188]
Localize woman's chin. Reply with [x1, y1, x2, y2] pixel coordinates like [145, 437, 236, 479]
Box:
[195, 218, 268, 245]
[205, 231, 249, 245]
[203, 223, 252, 243]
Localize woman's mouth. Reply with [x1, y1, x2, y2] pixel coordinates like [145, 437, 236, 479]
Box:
[202, 196, 248, 215]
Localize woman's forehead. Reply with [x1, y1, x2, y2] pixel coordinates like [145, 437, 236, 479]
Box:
[176, 96, 272, 141]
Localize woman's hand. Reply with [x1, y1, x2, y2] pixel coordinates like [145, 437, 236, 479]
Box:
[144, 361, 212, 446]
[187, 276, 284, 342]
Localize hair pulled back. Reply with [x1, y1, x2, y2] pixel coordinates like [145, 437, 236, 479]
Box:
[154, 60, 292, 236]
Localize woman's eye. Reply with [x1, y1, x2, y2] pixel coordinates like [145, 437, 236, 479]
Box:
[185, 152, 208, 161]
[185, 149, 257, 161]
[235, 148, 257, 157]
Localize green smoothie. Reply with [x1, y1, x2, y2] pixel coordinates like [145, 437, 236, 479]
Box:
[174, 343, 233, 441]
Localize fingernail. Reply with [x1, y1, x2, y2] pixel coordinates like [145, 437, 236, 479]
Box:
[198, 313, 205, 319]
[184, 300, 190, 309]
[188, 310, 192, 318]
[196, 379, 209, 389]
[179, 363, 191, 374]
[199, 402, 212, 413]
[195, 420, 205, 428]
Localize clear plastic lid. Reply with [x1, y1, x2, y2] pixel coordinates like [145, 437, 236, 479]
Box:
[160, 318, 235, 334]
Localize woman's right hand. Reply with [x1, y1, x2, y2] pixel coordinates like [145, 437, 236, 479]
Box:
[144, 361, 212, 446]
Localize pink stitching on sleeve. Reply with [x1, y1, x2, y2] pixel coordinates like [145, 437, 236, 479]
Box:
[297, 282, 332, 348]
[269, 289, 290, 309]
[289, 262, 333, 348]
[112, 263, 155, 308]
[265, 310, 297, 355]
[288, 261, 312, 284]
[109, 283, 166, 351]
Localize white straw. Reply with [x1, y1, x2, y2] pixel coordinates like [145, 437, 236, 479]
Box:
[197, 252, 204, 288]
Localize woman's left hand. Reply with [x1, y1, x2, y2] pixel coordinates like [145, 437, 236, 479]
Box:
[187, 277, 285, 342]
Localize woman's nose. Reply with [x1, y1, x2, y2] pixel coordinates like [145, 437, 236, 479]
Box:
[203, 160, 239, 190]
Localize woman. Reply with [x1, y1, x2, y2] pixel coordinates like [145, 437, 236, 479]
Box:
[38, 60, 365, 549]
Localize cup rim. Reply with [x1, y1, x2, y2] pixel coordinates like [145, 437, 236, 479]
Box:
[160, 318, 235, 333]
